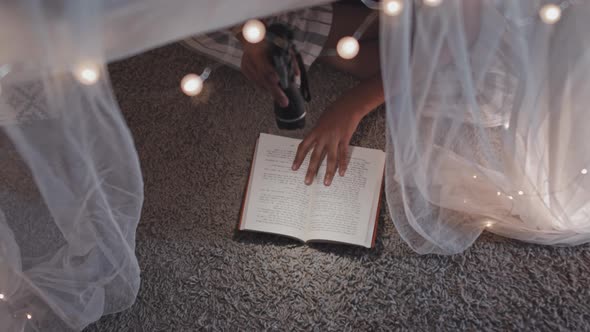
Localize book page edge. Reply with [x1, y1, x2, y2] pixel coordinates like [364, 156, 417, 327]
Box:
[237, 136, 259, 230]
[368, 152, 386, 248]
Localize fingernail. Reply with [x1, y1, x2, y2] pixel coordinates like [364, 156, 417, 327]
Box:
[324, 178, 331, 186]
[292, 163, 298, 171]
[339, 170, 344, 176]
[305, 177, 311, 185]
[282, 99, 289, 107]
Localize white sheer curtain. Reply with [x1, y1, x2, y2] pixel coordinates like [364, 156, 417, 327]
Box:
[0, 1, 326, 330]
[1, 0, 589, 330]
[381, 0, 590, 254]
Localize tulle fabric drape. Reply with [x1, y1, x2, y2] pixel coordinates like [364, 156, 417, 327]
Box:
[0, 1, 326, 330]
[2, 0, 590, 330]
[381, 0, 590, 254]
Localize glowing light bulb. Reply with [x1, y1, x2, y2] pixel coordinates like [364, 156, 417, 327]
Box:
[472, 175, 478, 179]
[0, 293, 4, 300]
[582, 168, 588, 175]
[336, 37, 360, 60]
[74, 62, 100, 85]
[485, 221, 493, 228]
[503, 122, 510, 129]
[518, 190, 524, 196]
[180, 74, 204, 96]
[242, 20, 266, 43]
[497, 191, 502, 196]
[508, 195, 514, 200]
[383, 0, 403, 16]
[26, 313, 32, 320]
[540, 4, 561, 24]
[424, 0, 442, 7]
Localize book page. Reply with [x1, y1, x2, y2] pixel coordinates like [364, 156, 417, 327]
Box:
[306, 147, 385, 247]
[241, 134, 313, 240]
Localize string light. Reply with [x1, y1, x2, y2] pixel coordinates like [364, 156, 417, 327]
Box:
[503, 122, 510, 129]
[26, 313, 32, 320]
[0, 293, 4, 300]
[497, 191, 502, 196]
[423, 0, 442, 7]
[242, 19, 266, 44]
[336, 36, 360, 59]
[180, 74, 204, 96]
[508, 195, 514, 200]
[582, 168, 588, 175]
[383, 0, 403, 16]
[472, 175, 477, 179]
[485, 221, 493, 228]
[540, 4, 561, 24]
[73, 61, 100, 85]
[518, 190, 524, 196]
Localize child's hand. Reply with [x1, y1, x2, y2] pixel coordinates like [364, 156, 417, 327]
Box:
[240, 41, 299, 108]
[292, 100, 363, 186]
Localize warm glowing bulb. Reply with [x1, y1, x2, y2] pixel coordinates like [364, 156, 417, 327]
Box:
[582, 168, 588, 175]
[497, 191, 502, 196]
[74, 62, 100, 85]
[0, 293, 4, 300]
[485, 221, 493, 228]
[242, 20, 266, 43]
[508, 195, 514, 200]
[472, 175, 477, 179]
[540, 4, 561, 24]
[424, 0, 442, 7]
[383, 0, 403, 16]
[26, 313, 32, 320]
[503, 122, 510, 129]
[518, 190, 524, 196]
[336, 37, 360, 60]
[180, 74, 204, 96]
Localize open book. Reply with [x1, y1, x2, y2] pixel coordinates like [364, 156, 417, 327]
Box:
[239, 133, 386, 248]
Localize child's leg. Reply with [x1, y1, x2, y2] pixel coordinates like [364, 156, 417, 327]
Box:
[318, 4, 381, 80]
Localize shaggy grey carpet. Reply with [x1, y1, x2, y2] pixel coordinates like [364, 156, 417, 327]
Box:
[3, 42, 589, 331]
[83, 43, 590, 331]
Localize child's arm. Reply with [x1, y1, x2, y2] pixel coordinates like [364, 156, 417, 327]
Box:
[292, 74, 384, 186]
[290, 0, 482, 187]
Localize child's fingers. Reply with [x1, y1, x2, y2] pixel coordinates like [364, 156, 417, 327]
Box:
[261, 68, 288, 107]
[266, 69, 280, 84]
[293, 136, 315, 171]
[324, 143, 338, 186]
[267, 83, 289, 107]
[291, 53, 301, 77]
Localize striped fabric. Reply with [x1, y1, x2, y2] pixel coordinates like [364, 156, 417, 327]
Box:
[183, 5, 333, 70]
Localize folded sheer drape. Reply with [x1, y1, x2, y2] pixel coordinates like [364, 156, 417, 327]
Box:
[0, 1, 326, 330]
[381, 0, 590, 254]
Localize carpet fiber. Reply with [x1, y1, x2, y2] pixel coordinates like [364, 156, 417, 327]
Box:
[72, 43, 590, 331]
